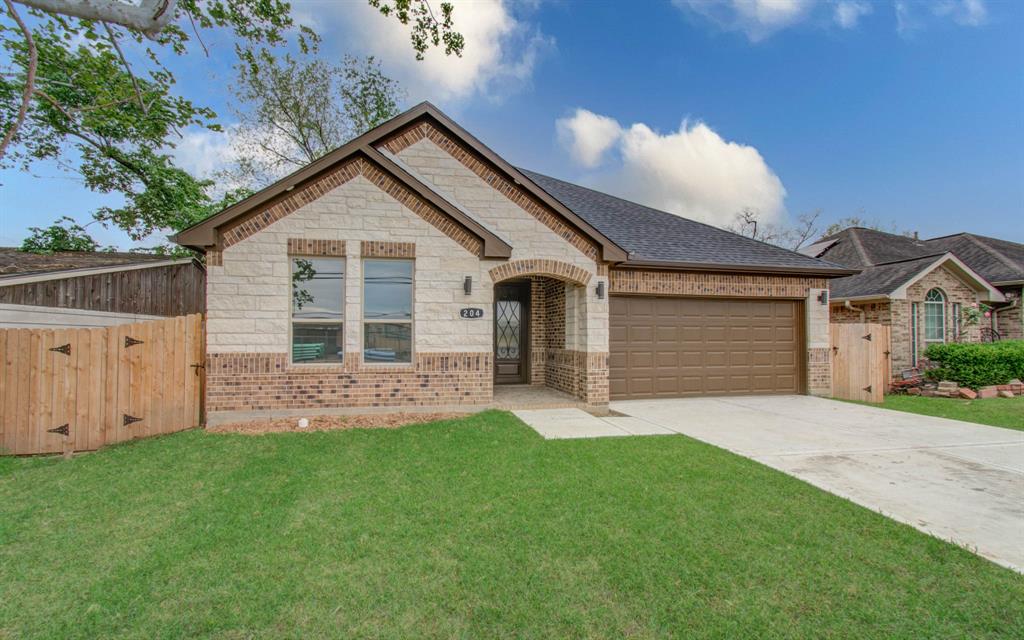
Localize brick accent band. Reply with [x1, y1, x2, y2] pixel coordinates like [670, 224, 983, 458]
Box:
[489, 259, 592, 286]
[381, 122, 601, 262]
[206, 351, 492, 413]
[610, 269, 826, 298]
[219, 158, 483, 257]
[207, 250, 222, 266]
[361, 241, 416, 258]
[287, 239, 346, 256]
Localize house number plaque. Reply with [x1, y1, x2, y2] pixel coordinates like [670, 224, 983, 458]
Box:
[460, 308, 484, 319]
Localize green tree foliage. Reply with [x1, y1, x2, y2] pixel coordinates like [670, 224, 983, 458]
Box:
[224, 53, 404, 189]
[20, 215, 100, 252]
[1, 0, 459, 253]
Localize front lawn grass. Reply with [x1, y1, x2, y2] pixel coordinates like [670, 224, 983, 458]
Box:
[879, 394, 1024, 431]
[2, 411, 1022, 639]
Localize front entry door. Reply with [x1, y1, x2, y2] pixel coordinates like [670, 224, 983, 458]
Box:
[494, 282, 529, 384]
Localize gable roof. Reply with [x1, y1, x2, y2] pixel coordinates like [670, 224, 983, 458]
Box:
[172, 102, 621, 262]
[521, 170, 853, 275]
[0, 247, 198, 285]
[830, 253, 1004, 302]
[923, 233, 1024, 285]
[173, 102, 853, 276]
[810, 227, 1024, 296]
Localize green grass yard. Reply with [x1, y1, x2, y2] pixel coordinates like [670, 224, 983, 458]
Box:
[878, 395, 1024, 431]
[2, 411, 1022, 639]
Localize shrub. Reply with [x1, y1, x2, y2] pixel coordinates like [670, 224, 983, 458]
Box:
[924, 340, 1024, 389]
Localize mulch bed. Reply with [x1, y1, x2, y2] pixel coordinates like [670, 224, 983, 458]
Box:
[207, 412, 468, 435]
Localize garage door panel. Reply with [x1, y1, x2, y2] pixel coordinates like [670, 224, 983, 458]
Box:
[610, 296, 803, 400]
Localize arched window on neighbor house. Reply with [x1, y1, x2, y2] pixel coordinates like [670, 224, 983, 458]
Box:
[924, 288, 946, 343]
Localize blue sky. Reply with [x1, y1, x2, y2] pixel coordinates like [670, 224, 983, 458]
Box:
[1, 0, 1021, 249]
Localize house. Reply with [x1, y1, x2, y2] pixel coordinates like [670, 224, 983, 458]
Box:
[0, 248, 205, 328]
[172, 102, 853, 421]
[800, 227, 1020, 376]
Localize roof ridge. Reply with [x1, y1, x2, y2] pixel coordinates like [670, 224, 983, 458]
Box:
[847, 228, 873, 266]
[868, 252, 947, 267]
[962, 233, 1023, 273]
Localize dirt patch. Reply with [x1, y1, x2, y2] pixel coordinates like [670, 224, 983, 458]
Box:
[207, 412, 468, 435]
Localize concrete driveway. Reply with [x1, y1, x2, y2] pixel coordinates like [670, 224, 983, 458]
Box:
[609, 395, 1024, 572]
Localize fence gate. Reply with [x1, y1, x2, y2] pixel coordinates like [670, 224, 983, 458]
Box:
[0, 314, 204, 455]
[830, 322, 890, 403]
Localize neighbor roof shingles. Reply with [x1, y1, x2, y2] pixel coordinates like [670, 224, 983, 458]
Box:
[828, 254, 946, 299]
[0, 247, 168, 277]
[521, 169, 850, 273]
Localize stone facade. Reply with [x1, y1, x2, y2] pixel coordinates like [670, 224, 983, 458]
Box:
[202, 123, 839, 418]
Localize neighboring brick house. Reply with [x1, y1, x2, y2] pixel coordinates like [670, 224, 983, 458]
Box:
[802, 227, 1014, 377]
[173, 103, 853, 422]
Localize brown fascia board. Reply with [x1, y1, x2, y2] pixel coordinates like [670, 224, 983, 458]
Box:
[172, 104, 437, 250]
[412, 104, 629, 263]
[172, 102, 628, 263]
[616, 259, 860, 278]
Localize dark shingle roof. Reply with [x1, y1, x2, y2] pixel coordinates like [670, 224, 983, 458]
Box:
[520, 169, 851, 273]
[0, 247, 169, 277]
[923, 233, 1024, 284]
[813, 228, 1024, 296]
[828, 254, 946, 299]
[813, 227, 927, 269]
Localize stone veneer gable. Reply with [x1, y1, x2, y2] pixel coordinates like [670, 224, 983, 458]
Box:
[216, 158, 483, 256]
[380, 121, 602, 262]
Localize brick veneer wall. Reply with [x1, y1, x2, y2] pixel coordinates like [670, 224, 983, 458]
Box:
[830, 301, 891, 325]
[287, 238, 346, 256]
[996, 286, 1022, 341]
[206, 352, 492, 413]
[610, 269, 827, 297]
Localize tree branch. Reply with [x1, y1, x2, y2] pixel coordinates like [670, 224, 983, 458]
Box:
[102, 22, 148, 114]
[0, 0, 38, 163]
[14, 0, 176, 37]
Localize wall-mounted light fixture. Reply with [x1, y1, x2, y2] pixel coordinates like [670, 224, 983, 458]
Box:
[464, 276, 473, 295]
[818, 290, 829, 305]
[596, 281, 605, 300]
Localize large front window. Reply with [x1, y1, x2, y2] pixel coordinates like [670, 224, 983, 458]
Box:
[291, 257, 345, 364]
[363, 259, 413, 363]
[924, 288, 946, 343]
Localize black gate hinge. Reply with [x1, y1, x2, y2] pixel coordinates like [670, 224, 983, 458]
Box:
[47, 423, 69, 436]
[123, 414, 143, 426]
[124, 336, 144, 348]
[49, 343, 71, 355]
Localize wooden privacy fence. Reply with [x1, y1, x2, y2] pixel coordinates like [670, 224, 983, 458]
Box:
[830, 322, 890, 403]
[0, 314, 204, 455]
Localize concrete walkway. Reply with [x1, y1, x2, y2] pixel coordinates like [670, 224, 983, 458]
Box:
[514, 395, 1024, 572]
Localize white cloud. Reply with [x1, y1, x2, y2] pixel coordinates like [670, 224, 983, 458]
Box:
[557, 110, 786, 227]
[329, 0, 553, 102]
[676, 0, 987, 39]
[556, 109, 622, 168]
[673, 0, 815, 41]
[834, 1, 872, 28]
[934, 0, 988, 26]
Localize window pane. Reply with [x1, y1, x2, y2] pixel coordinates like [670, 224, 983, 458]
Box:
[364, 260, 413, 320]
[292, 323, 344, 363]
[925, 302, 944, 341]
[364, 323, 412, 363]
[292, 258, 344, 320]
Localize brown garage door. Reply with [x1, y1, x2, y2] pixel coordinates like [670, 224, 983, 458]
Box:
[609, 296, 803, 400]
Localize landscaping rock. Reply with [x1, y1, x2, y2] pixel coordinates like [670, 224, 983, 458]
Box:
[978, 386, 999, 399]
[906, 387, 922, 396]
[958, 388, 977, 400]
[998, 390, 1014, 399]
[937, 381, 959, 392]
